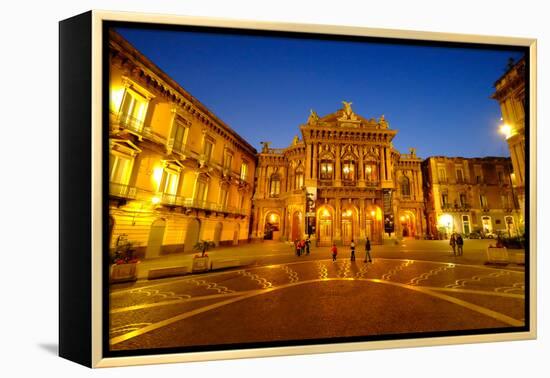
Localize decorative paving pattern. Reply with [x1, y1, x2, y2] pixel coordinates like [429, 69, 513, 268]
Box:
[109, 258, 526, 350]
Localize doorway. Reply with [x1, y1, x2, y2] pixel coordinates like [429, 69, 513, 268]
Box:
[146, 219, 166, 258]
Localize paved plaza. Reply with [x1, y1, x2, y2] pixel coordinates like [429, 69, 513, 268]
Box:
[109, 239, 526, 352]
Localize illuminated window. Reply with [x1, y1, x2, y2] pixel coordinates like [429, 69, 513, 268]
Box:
[109, 153, 133, 185]
[459, 193, 467, 207]
[295, 165, 304, 189]
[400, 176, 411, 197]
[269, 174, 281, 197]
[171, 117, 189, 154]
[342, 160, 355, 182]
[365, 163, 377, 182]
[162, 171, 179, 196]
[240, 162, 248, 181]
[320, 161, 333, 180]
[119, 87, 149, 133]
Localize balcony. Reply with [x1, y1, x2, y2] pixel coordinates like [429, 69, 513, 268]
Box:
[441, 203, 471, 212]
[109, 182, 137, 199]
[159, 194, 248, 216]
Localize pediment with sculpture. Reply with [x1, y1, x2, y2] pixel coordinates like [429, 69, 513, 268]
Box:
[306, 101, 390, 129]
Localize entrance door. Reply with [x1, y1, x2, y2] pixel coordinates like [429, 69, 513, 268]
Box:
[233, 223, 240, 245]
[481, 216, 492, 234]
[184, 218, 200, 252]
[341, 220, 352, 245]
[462, 215, 471, 235]
[213, 222, 223, 246]
[319, 219, 332, 244]
[146, 219, 166, 258]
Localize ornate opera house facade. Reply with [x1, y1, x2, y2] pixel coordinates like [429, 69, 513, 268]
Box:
[251, 103, 426, 245]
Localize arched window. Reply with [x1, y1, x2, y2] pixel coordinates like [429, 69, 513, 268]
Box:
[294, 165, 304, 189]
[269, 174, 281, 197]
[364, 162, 378, 183]
[400, 176, 411, 197]
[319, 158, 334, 180]
[342, 158, 355, 183]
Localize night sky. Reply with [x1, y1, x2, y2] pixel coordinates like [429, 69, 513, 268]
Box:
[114, 26, 524, 158]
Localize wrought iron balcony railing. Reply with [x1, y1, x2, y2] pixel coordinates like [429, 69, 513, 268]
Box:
[109, 182, 137, 199]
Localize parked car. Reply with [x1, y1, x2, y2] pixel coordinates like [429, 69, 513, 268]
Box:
[468, 231, 482, 239]
[484, 231, 497, 239]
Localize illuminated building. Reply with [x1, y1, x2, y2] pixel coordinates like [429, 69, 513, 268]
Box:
[422, 156, 521, 238]
[108, 31, 257, 257]
[492, 57, 526, 231]
[251, 104, 425, 245]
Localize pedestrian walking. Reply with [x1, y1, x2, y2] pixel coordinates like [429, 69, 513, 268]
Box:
[331, 243, 338, 261]
[449, 233, 457, 256]
[456, 234, 464, 256]
[305, 237, 311, 255]
[350, 239, 356, 261]
[294, 239, 300, 257]
[364, 237, 372, 263]
[300, 239, 306, 256]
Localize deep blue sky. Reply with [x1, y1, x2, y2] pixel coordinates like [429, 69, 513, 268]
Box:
[115, 27, 524, 158]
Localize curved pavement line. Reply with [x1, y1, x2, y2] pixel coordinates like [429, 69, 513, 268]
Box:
[109, 278, 524, 346]
[110, 283, 524, 315]
[110, 257, 524, 296]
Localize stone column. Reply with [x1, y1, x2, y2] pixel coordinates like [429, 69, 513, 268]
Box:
[312, 143, 318, 179]
[305, 144, 312, 180]
[335, 145, 341, 186]
[358, 153, 365, 187]
[380, 147, 386, 181]
[359, 198, 366, 240]
[334, 198, 341, 243]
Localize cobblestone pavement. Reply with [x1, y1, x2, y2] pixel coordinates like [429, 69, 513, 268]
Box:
[109, 256, 526, 352]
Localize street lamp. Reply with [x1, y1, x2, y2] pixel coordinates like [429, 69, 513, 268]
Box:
[499, 123, 513, 139]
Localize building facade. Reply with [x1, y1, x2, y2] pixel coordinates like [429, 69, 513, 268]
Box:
[423, 156, 521, 239]
[108, 31, 257, 258]
[492, 57, 526, 232]
[251, 103, 425, 245]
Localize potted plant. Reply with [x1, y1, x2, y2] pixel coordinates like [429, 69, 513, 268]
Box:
[110, 236, 140, 283]
[192, 240, 216, 272]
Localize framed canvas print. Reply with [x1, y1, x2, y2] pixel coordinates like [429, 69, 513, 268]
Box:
[59, 10, 537, 368]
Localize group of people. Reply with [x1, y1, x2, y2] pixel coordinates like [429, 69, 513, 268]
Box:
[449, 232, 464, 256]
[293, 237, 311, 256]
[330, 238, 373, 263]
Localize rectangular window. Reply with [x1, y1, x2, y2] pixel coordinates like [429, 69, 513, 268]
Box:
[109, 153, 133, 185]
[365, 164, 377, 182]
[459, 193, 467, 207]
[223, 152, 233, 170]
[438, 167, 447, 183]
[172, 119, 188, 154]
[342, 162, 355, 181]
[163, 171, 179, 195]
[195, 180, 207, 203]
[480, 195, 488, 208]
[456, 168, 464, 183]
[119, 88, 148, 133]
[498, 171, 504, 184]
[240, 163, 248, 181]
[219, 187, 228, 208]
[203, 140, 214, 162]
[320, 162, 333, 180]
[441, 193, 449, 207]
